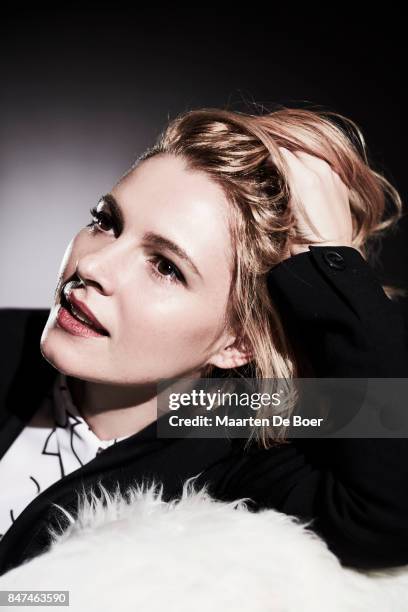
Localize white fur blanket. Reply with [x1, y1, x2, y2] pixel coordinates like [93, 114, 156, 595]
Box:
[1, 476, 407, 611]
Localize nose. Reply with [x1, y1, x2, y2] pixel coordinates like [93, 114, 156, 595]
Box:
[75, 249, 115, 296]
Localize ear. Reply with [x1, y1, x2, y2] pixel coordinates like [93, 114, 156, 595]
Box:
[206, 334, 253, 370]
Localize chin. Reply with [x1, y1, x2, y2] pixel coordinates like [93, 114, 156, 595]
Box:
[40, 326, 82, 378]
[40, 338, 73, 377]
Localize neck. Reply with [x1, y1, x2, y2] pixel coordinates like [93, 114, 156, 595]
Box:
[66, 376, 159, 441]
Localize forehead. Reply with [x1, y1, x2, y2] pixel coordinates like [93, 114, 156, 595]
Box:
[111, 154, 234, 282]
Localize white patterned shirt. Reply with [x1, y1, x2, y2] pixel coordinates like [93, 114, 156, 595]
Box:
[0, 372, 131, 539]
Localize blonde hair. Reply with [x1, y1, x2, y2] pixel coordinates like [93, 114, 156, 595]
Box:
[129, 105, 406, 450]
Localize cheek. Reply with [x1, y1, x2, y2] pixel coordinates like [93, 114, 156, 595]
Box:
[117, 288, 226, 365]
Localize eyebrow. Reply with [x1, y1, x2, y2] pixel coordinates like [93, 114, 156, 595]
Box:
[99, 193, 203, 279]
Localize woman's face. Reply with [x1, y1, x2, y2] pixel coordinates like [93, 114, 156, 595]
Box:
[41, 153, 250, 385]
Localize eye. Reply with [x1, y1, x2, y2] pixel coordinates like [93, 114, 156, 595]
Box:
[86, 208, 185, 286]
[86, 206, 115, 234]
[148, 255, 185, 285]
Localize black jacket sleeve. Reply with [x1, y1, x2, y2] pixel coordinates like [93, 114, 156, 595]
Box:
[225, 246, 408, 570]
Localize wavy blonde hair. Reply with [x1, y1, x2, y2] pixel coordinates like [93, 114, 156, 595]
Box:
[128, 105, 406, 450]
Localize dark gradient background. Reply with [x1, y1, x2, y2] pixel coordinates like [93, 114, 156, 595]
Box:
[1, 8, 407, 317]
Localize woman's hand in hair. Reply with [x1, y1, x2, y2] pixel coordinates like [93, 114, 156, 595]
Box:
[279, 147, 353, 257]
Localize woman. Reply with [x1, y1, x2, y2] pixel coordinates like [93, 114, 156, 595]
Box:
[0, 106, 407, 576]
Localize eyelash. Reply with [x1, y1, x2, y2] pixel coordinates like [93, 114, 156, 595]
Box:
[86, 206, 185, 285]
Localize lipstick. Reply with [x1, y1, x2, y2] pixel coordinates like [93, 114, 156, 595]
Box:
[56, 304, 108, 338]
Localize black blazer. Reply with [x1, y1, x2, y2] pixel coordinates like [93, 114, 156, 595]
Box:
[1, 245, 408, 576]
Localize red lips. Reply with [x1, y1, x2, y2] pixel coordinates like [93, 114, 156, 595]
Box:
[67, 292, 109, 335]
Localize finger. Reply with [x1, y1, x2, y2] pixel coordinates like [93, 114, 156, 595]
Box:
[279, 149, 326, 227]
[280, 147, 330, 174]
[281, 148, 348, 190]
[279, 147, 312, 179]
[290, 151, 346, 186]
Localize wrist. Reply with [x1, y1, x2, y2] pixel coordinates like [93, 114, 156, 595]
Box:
[290, 242, 353, 257]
